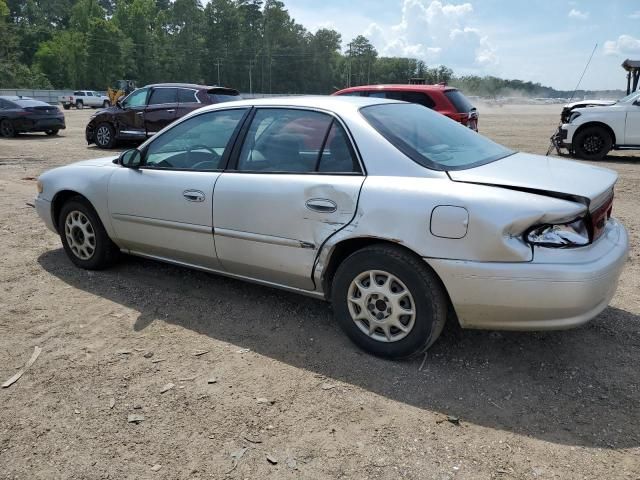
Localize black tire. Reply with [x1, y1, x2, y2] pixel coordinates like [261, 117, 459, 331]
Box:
[331, 244, 447, 359]
[102, 100, 110, 108]
[75, 100, 83, 109]
[0, 119, 16, 138]
[574, 126, 612, 161]
[94, 122, 116, 148]
[63, 104, 71, 110]
[58, 196, 118, 270]
[45, 129, 59, 136]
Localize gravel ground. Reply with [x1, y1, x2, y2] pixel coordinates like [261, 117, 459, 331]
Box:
[0, 104, 639, 480]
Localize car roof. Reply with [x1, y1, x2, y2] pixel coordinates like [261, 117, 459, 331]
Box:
[198, 95, 401, 114]
[144, 83, 224, 90]
[335, 84, 456, 93]
[0, 95, 32, 101]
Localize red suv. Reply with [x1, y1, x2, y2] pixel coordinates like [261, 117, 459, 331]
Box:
[333, 84, 478, 131]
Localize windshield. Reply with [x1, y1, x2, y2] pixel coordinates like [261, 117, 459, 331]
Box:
[361, 103, 513, 171]
[617, 91, 640, 104]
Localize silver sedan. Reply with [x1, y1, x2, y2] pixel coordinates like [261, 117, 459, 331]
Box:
[35, 96, 629, 358]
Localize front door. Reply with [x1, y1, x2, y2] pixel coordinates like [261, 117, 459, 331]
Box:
[117, 87, 149, 140]
[144, 87, 179, 137]
[625, 101, 640, 145]
[108, 107, 249, 269]
[213, 108, 365, 290]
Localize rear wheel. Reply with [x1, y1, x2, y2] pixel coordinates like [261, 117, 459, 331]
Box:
[94, 122, 115, 148]
[574, 126, 612, 161]
[331, 244, 447, 359]
[45, 129, 59, 136]
[58, 197, 117, 270]
[63, 104, 71, 110]
[0, 119, 15, 138]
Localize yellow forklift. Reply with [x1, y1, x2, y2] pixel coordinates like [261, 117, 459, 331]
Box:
[107, 80, 136, 105]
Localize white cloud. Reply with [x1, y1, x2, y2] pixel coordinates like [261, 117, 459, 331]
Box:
[629, 11, 640, 20]
[363, 0, 497, 68]
[568, 9, 589, 20]
[603, 35, 640, 56]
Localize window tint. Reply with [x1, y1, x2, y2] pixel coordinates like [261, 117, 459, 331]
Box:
[178, 88, 198, 103]
[73, 91, 83, 96]
[444, 90, 474, 113]
[317, 122, 359, 173]
[122, 88, 148, 108]
[148, 88, 177, 105]
[361, 103, 512, 171]
[144, 109, 247, 171]
[238, 109, 333, 173]
[338, 91, 366, 97]
[86, 92, 94, 96]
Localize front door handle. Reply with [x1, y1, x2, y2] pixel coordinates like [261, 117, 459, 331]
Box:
[305, 198, 337, 213]
[166, 109, 176, 113]
[183, 189, 205, 202]
[136, 112, 144, 116]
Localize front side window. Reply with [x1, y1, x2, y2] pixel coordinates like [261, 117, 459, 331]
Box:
[143, 108, 247, 170]
[237, 109, 358, 173]
[148, 88, 177, 105]
[361, 103, 512, 171]
[122, 88, 149, 108]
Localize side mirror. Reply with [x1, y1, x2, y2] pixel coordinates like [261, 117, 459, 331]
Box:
[116, 99, 123, 109]
[118, 149, 142, 169]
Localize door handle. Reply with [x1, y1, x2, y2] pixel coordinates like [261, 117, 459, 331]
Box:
[305, 198, 337, 213]
[183, 189, 205, 202]
[136, 112, 144, 116]
[166, 109, 176, 113]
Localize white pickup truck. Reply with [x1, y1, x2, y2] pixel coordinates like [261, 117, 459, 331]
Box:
[59, 91, 110, 110]
[552, 90, 640, 160]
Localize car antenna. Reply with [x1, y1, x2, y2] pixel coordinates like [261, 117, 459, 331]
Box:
[568, 43, 597, 102]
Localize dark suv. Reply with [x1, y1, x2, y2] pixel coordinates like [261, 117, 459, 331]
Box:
[86, 83, 240, 148]
[333, 84, 478, 131]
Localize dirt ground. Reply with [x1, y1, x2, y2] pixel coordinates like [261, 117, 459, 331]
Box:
[0, 104, 639, 480]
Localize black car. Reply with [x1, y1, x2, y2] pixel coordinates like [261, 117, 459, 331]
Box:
[0, 96, 66, 137]
[85, 83, 241, 148]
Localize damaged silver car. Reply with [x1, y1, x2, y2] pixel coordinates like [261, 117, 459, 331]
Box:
[35, 96, 629, 358]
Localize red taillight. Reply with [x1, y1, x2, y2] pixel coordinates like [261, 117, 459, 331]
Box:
[589, 194, 613, 242]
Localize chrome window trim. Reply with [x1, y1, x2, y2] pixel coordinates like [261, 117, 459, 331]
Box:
[177, 88, 201, 104]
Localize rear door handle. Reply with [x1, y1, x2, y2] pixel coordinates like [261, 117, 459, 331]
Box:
[305, 198, 337, 213]
[166, 109, 175, 113]
[183, 190, 205, 202]
[136, 112, 144, 116]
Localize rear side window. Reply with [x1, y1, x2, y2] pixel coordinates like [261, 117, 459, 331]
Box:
[237, 108, 359, 174]
[338, 91, 366, 97]
[148, 88, 177, 105]
[364, 90, 436, 109]
[73, 91, 83, 96]
[178, 89, 199, 103]
[444, 90, 474, 113]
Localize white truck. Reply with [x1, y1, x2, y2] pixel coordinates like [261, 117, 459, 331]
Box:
[550, 90, 640, 160]
[59, 90, 110, 110]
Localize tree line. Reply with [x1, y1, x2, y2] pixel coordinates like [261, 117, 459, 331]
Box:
[0, 0, 614, 98]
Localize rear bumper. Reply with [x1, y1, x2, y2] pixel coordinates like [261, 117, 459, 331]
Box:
[14, 117, 66, 132]
[427, 219, 628, 330]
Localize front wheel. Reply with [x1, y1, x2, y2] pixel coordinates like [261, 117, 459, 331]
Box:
[45, 129, 59, 136]
[63, 104, 71, 110]
[331, 244, 447, 359]
[574, 126, 612, 161]
[94, 122, 115, 148]
[58, 197, 117, 270]
[75, 100, 83, 109]
[102, 100, 110, 108]
[0, 119, 16, 137]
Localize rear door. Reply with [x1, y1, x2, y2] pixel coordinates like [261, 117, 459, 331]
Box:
[145, 87, 179, 136]
[108, 107, 249, 268]
[213, 107, 365, 290]
[625, 101, 640, 145]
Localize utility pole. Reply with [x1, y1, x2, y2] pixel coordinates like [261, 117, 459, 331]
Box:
[347, 42, 352, 87]
[215, 59, 222, 85]
[249, 60, 253, 95]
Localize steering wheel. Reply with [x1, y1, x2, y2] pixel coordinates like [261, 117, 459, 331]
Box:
[187, 144, 220, 170]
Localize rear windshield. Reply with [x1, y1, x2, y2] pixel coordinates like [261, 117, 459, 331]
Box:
[444, 89, 474, 113]
[208, 90, 240, 103]
[361, 103, 513, 171]
[15, 100, 50, 108]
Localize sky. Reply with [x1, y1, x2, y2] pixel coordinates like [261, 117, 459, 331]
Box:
[278, 0, 640, 91]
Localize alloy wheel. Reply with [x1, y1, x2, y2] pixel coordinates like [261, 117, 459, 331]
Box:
[347, 270, 416, 343]
[583, 134, 604, 154]
[0, 120, 15, 137]
[96, 125, 111, 147]
[64, 210, 96, 260]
